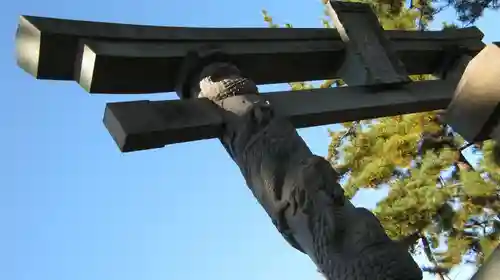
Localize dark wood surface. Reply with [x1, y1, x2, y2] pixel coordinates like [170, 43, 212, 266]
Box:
[326, 1, 409, 86]
[16, 15, 485, 94]
[105, 79, 456, 152]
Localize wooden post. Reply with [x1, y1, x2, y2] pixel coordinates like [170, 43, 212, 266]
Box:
[326, 1, 409, 87]
[174, 50, 423, 279]
[445, 44, 500, 142]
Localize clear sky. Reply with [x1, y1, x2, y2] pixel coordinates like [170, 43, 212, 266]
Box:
[1, 1, 499, 280]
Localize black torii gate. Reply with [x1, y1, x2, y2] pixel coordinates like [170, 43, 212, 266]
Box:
[15, 1, 500, 279]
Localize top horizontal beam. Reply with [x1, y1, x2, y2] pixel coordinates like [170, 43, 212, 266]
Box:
[17, 14, 485, 42]
[16, 15, 485, 94]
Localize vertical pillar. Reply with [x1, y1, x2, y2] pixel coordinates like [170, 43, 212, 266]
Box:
[326, 1, 410, 87]
[175, 50, 422, 280]
[444, 44, 500, 143]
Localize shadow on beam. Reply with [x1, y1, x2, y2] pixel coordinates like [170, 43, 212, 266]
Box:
[105, 79, 456, 152]
[16, 15, 485, 94]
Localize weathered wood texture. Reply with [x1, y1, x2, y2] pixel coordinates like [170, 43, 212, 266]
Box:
[105, 79, 457, 152]
[16, 15, 484, 94]
[445, 44, 500, 142]
[326, 1, 409, 86]
[191, 61, 422, 280]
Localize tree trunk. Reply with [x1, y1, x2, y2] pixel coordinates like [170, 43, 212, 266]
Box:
[189, 61, 422, 280]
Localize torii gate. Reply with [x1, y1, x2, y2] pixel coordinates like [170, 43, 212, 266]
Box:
[15, 1, 500, 279]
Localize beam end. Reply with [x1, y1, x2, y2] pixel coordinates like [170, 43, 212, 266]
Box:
[103, 98, 224, 152]
[104, 101, 167, 152]
[15, 16, 42, 78]
[75, 42, 97, 93]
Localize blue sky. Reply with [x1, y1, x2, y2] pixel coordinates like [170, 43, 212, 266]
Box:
[1, 1, 499, 280]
